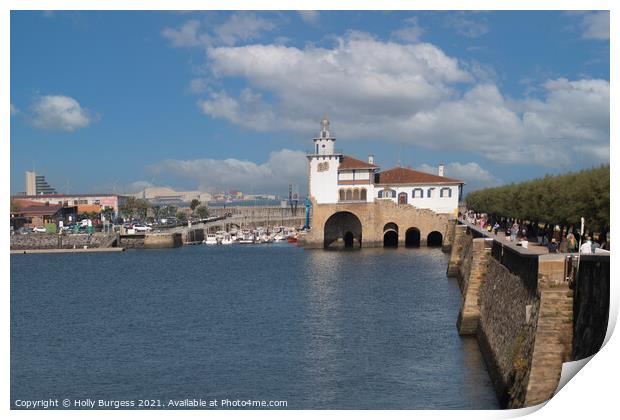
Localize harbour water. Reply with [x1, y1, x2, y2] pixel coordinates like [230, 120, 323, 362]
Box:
[11, 244, 498, 409]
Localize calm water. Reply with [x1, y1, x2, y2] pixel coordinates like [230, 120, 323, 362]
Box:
[11, 245, 498, 409]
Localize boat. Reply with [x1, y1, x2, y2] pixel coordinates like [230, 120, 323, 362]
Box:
[238, 231, 255, 244]
[221, 233, 233, 245]
[204, 233, 218, 245]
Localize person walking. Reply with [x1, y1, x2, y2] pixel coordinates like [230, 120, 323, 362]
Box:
[548, 238, 559, 253]
[567, 233, 578, 252]
[559, 234, 568, 253]
[580, 236, 593, 254]
[510, 223, 519, 242]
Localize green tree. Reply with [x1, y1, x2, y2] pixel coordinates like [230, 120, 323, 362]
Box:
[195, 205, 209, 219]
[176, 211, 188, 223]
[190, 199, 201, 215]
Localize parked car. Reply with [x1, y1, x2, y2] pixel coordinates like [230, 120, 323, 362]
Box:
[133, 224, 152, 232]
[16, 227, 31, 235]
[32, 226, 47, 233]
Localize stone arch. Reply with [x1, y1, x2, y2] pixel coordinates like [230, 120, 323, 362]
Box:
[405, 227, 421, 248]
[324, 211, 363, 249]
[427, 231, 443, 247]
[383, 222, 399, 248]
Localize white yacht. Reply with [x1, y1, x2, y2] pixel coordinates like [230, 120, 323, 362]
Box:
[204, 233, 218, 245]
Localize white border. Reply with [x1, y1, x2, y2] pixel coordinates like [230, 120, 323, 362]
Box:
[3, 1, 617, 420]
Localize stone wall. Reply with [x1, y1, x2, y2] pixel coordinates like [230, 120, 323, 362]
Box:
[477, 257, 537, 407]
[300, 198, 451, 248]
[10, 233, 116, 250]
[572, 255, 610, 360]
[450, 222, 579, 408]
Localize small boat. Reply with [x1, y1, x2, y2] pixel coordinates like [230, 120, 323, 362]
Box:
[287, 236, 298, 243]
[238, 232, 255, 244]
[204, 233, 218, 245]
[221, 233, 233, 245]
[273, 233, 286, 242]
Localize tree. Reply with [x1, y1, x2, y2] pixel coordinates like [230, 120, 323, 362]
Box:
[135, 199, 149, 220]
[190, 199, 201, 215]
[176, 211, 188, 223]
[465, 165, 610, 232]
[151, 205, 161, 222]
[196, 205, 209, 219]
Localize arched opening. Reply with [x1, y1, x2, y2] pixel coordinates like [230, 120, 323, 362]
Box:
[405, 228, 420, 248]
[398, 192, 408, 204]
[339, 189, 346, 201]
[427, 231, 443, 247]
[383, 231, 398, 247]
[360, 188, 367, 201]
[353, 189, 360, 201]
[383, 222, 399, 248]
[344, 231, 354, 247]
[345, 189, 353, 201]
[324, 211, 363, 249]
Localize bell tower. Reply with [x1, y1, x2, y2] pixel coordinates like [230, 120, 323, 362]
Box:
[313, 117, 336, 155]
[307, 117, 342, 204]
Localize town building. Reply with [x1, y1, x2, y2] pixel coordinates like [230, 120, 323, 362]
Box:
[25, 171, 57, 195]
[307, 118, 464, 215]
[133, 186, 212, 205]
[12, 194, 128, 218]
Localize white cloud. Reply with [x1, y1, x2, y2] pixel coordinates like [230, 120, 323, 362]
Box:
[162, 13, 275, 48]
[580, 11, 609, 40]
[298, 11, 319, 25]
[188, 78, 209, 94]
[195, 30, 608, 168]
[419, 162, 504, 192]
[30, 95, 95, 132]
[10, 102, 19, 116]
[148, 149, 308, 194]
[162, 19, 209, 47]
[445, 14, 489, 38]
[214, 13, 275, 46]
[392, 16, 424, 43]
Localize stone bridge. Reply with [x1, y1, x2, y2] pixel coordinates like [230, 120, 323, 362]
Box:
[299, 199, 453, 249]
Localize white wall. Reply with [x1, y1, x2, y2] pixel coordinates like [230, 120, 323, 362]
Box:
[309, 156, 340, 203]
[375, 185, 460, 214]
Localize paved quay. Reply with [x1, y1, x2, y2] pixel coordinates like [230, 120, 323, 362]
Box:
[11, 247, 125, 255]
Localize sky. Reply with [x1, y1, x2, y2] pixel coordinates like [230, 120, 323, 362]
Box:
[10, 10, 610, 197]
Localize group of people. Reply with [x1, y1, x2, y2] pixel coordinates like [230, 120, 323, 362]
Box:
[460, 210, 610, 254]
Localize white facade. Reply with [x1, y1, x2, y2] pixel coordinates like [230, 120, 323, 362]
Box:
[307, 119, 463, 214]
[309, 155, 340, 204]
[375, 185, 461, 214]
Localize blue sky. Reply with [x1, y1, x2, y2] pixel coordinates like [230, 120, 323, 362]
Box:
[10, 10, 610, 196]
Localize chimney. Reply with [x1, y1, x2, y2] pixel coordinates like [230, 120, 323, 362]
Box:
[368, 154, 374, 164]
[438, 164, 445, 177]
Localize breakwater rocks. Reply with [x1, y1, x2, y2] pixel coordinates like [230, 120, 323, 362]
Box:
[10, 233, 117, 250]
[11, 232, 184, 250]
[446, 221, 609, 408]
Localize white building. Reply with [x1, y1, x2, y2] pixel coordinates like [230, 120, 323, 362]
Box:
[307, 118, 464, 215]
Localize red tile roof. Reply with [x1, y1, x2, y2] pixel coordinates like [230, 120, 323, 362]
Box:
[376, 166, 463, 185]
[16, 205, 63, 216]
[339, 155, 379, 170]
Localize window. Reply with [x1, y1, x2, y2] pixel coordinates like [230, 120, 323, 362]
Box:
[427, 188, 435, 198]
[339, 190, 346, 201]
[398, 192, 408, 204]
[360, 189, 367, 201]
[353, 189, 360, 201]
[346, 189, 353, 201]
[440, 187, 452, 198]
[412, 188, 424, 198]
[378, 190, 383, 198]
